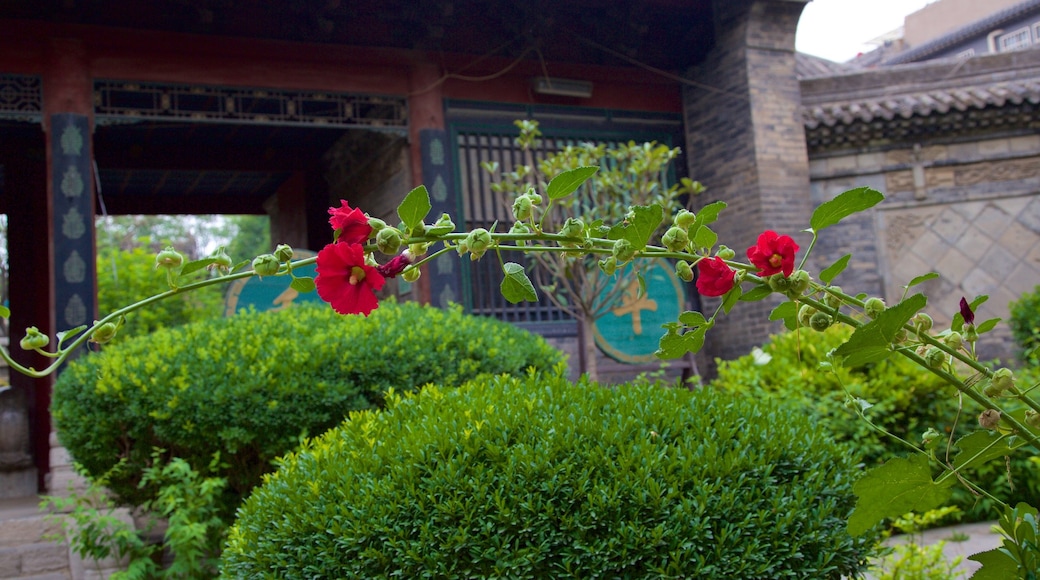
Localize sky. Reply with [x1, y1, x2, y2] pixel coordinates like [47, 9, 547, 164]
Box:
[796, 0, 937, 62]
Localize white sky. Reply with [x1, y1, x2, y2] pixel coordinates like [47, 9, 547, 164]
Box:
[796, 0, 938, 62]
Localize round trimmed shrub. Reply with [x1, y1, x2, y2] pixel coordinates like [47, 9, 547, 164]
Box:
[222, 374, 877, 579]
[710, 325, 1040, 524]
[1010, 284, 1040, 364]
[52, 301, 563, 516]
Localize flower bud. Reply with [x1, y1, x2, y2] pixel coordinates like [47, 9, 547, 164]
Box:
[674, 209, 696, 229]
[913, 313, 933, 334]
[465, 228, 493, 260]
[368, 217, 387, 233]
[944, 331, 963, 350]
[675, 260, 693, 282]
[509, 221, 531, 247]
[964, 323, 979, 343]
[376, 227, 403, 255]
[208, 246, 233, 273]
[1026, 410, 1040, 430]
[716, 245, 735, 261]
[431, 213, 455, 233]
[787, 270, 812, 296]
[864, 297, 886, 319]
[155, 246, 183, 270]
[524, 189, 542, 207]
[512, 195, 534, 221]
[978, 409, 1001, 430]
[252, 254, 280, 277]
[824, 287, 843, 309]
[599, 256, 618, 276]
[988, 368, 1015, 395]
[809, 312, 832, 332]
[402, 266, 421, 283]
[921, 427, 941, 446]
[768, 272, 794, 294]
[662, 226, 689, 252]
[924, 346, 945, 369]
[892, 328, 909, 344]
[798, 304, 817, 327]
[19, 327, 49, 351]
[274, 244, 294, 262]
[559, 218, 585, 247]
[612, 239, 636, 263]
[90, 321, 118, 344]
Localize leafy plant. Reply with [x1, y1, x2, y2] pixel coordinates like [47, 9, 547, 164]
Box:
[1009, 285, 1040, 364]
[223, 373, 878, 579]
[51, 301, 563, 518]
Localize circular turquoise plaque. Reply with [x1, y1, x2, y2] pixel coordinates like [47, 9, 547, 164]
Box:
[592, 260, 686, 364]
[224, 249, 324, 316]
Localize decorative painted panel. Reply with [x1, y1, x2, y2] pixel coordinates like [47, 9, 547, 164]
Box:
[51, 113, 96, 333]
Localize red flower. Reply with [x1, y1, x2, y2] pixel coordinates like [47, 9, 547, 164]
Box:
[695, 256, 736, 297]
[328, 201, 372, 245]
[959, 297, 975, 325]
[747, 230, 799, 277]
[315, 242, 385, 316]
[376, 250, 415, 278]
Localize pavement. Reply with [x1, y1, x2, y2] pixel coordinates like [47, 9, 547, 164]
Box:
[877, 520, 1004, 578]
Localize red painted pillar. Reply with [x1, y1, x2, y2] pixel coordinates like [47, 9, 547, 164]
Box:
[407, 64, 445, 306]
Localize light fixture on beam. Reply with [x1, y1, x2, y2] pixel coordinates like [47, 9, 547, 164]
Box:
[531, 77, 593, 98]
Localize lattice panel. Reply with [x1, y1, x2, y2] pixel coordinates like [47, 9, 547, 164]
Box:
[0, 74, 43, 122]
[94, 80, 407, 129]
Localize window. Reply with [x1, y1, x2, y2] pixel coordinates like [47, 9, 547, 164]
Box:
[956, 48, 976, 59]
[998, 27, 1032, 52]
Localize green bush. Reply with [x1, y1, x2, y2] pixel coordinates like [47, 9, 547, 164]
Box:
[710, 326, 1040, 524]
[222, 373, 877, 579]
[52, 301, 562, 517]
[1010, 285, 1040, 363]
[96, 244, 224, 340]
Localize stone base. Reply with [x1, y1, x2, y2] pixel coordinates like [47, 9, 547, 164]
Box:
[0, 468, 38, 499]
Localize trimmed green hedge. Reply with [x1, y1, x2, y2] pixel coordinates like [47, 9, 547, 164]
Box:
[223, 374, 876, 579]
[710, 325, 1040, 523]
[1010, 284, 1040, 363]
[52, 301, 563, 516]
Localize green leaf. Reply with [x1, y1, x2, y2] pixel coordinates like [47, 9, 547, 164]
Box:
[904, 272, 939, 289]
[833, 293, 926, 367]
[810, 187, 885, 232]
[290, 277, 316, 294]
[179, 258, 218, 276]
[966, 547, 1020, 580]
[546, 166, 598, 200]
[693, 201, 727, 230]
[950, 431, 1016, 472]
[500, 262, 538, 304]
[678, 311, 708, 327]
[655, 325, 706, 359]
[977, 317, 1001, 334]
[607, 204, 664, 250]
[769, 301, 798, 330]
[847, 454, 952, 536]
[398, 185, 432, 234]
[819, 254, 851, 285]
[0, 304, 9, 318]
[739, 285, 772, 303]
[721, 284, 742, 314]
[691, 225, 717, 252]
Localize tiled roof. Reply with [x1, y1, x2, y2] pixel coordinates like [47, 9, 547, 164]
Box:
[803, 77, 1040, 129]
[795, 53, 855, 79]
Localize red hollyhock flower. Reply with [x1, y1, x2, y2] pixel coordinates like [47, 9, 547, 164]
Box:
[376, 250, 415, 278]
[695, 256, 736, 297]
[328, 201, 372, 245]
[959, 297, 975, 325]
[315, 242, 385, 316]
[747, 230, 799, 277]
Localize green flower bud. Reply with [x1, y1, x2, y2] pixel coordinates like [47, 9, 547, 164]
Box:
[509, 221, 531, 247]
[455, 239, 469, 256]
[612, 238, 636, 263]
[208, 246, 233, 273]
[674, 209, 696, 229]
[252, 254, 280, 277]
[524, 189, 542, 206]
[90, 321, 118, 345]
[798, 304, 817, 327]
[921, 427, 942, 446]
[512, 195, 534, 221]
[768, 272, 794, 294]
[274, 244, 294, 262]
[892, 328, 909, 344]
[864, 297, 886, 319]
[944, 331, 963, 350]
[661, 226, 689, 252]
[376, 227, 403, 255]
[559, 217, 585, 247]
[19, 327, 49, 351]
[675, 260, 693, 283]
[824, 287, 843, 309]
[368, 217, 387, 233]
[913, 313, 933, 334]
[155, 246, 184, 270]
[787, 270, 812, 296]
[431, 213, 455, 233]
[988, 368, 1015, 395]
[599, 256, 618, 276]
[1026, 410, 1040, 430]
[978, 409, 1001, 430]
[465, 228, 493, 260]
[401, 266, 421, 283]
[809, 311, 832, 332]
[716, 245, 735, 261]
[924, 346, 945, 369]
[964, 323, 979, 343]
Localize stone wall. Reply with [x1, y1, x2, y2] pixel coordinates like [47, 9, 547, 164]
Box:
[808, 134, 1040, 361]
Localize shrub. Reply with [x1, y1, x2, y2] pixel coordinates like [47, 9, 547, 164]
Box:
[52, 301, 563, 517]
[1009, 285, 1040, 364]
[222, 373, 877, 579]
[710, 326, 1040, 524]
[96, 244, 224, 341]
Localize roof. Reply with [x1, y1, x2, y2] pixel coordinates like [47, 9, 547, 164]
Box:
[885, 0, 1040, 64]
[795, 53, 855, 79]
